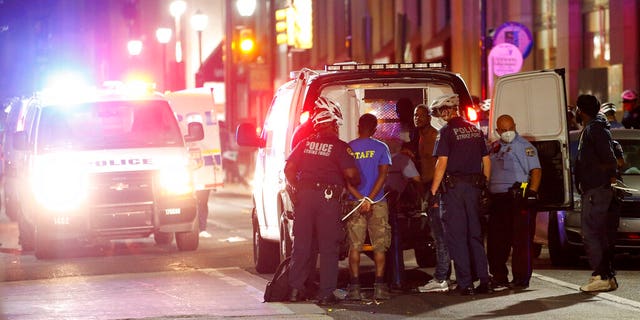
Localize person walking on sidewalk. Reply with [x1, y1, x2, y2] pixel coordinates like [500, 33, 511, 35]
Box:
[413, 103, 452, 293]
[487, 114, 541, 291]
[344, 113, 392, 301]
[284, 96, 360, 305]
[427, 94, 493, 296]
[574, 94, 619, 292]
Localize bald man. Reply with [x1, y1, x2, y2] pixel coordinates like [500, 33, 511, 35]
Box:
[487, 115, 542, 291]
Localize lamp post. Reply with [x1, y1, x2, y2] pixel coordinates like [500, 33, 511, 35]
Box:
[155, 28, 172, 91]
[127, 40, 143, 56]
[191, 10, 208, 66]
[169, 0, 187, 63]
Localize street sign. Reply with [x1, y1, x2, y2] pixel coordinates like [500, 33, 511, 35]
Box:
[488, 43, 523, 96]
[493, 21, 533, 59]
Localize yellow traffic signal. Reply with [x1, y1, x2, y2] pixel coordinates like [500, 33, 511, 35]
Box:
[237, 27, 257, 62]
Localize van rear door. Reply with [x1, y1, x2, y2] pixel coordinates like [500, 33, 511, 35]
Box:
[491, 69, 572, 210]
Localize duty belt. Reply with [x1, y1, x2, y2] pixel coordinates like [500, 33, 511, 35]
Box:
[298, 181, 344, 191]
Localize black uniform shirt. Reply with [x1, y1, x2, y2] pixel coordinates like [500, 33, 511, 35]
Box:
[433, 116, 488, 175]
[287, 131, 357, 185]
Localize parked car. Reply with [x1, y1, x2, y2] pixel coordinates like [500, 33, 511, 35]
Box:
[538, 129, 640, 266]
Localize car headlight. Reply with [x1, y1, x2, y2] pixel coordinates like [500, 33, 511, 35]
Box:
[31, 158, 89, 212]
[158, 165, 194, 195]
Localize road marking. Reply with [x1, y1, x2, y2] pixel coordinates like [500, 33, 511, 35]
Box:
[533, 272, 640, 310]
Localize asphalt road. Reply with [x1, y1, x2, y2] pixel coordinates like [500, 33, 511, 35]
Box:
[1, 184, 640, 319]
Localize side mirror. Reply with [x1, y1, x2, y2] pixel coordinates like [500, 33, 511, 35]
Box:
[184, 122, 205, 142]
[236, 122, 264, 148]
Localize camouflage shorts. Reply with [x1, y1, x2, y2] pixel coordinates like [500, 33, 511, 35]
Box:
[346, 201, 391, 253]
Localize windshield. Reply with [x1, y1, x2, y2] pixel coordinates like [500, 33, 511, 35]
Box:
[37, 100, 184, 152]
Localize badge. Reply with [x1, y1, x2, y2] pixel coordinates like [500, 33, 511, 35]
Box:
[525, 147, 535, 157]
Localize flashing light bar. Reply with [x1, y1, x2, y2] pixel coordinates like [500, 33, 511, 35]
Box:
[325, 62, 445, 72]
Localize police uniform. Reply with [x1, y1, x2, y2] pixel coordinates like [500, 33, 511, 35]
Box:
[286, 130, 357, 300]
[433, 116, 490, 292]
[487, 134, 541, 287]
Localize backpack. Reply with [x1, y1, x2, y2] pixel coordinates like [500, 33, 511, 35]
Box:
[263, 256, 292, 302]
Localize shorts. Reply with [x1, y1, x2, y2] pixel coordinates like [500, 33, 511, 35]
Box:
[346, 201, 391, 253]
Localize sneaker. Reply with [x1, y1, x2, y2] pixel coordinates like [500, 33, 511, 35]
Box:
[199, 231, 212, 238]
[492, 281, 510, 292]
[345, 284, 362, 301]
[475, 282, 494, 294]
[373, 283, 391, 300]
[579, 275, 612, 292]
[417, 279, 450, 293]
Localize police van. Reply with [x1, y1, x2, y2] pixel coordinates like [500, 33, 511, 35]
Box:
[165, 87, 224, 193]
[237, 62, 483, 273]
[13, 82, 205, 259]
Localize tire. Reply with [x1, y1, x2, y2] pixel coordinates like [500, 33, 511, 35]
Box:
[154, 231, 175, 245]
[252, 210, 279, 274]
[532, 243, 542, 259]
[17, 208, 35, 252]
[279, 210, 293, 262]
[414, 242, 436, 268]
[176, 230, 199, 251]
[547, 211, 579, 267]
[34, 229, 57, 259]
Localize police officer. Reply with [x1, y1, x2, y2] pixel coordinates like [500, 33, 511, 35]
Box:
[487, 115, 542, 290]
[284, 96, 360, 305]
[428, 93, 492, 295]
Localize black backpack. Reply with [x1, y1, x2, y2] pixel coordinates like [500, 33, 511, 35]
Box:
[263, 256, 291, 302]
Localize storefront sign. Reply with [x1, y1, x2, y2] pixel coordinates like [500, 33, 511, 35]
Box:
[493, 21, 533, 59]
[488, 43, 523, 76]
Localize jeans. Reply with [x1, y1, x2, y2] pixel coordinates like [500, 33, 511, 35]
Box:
[428, 204, 451, 281]
[581, 186, 615, 279]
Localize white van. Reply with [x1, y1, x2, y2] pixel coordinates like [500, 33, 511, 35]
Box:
[14, 83, 205, 259]
[165, 88, 224, 192]
[237, 62, 483, 273]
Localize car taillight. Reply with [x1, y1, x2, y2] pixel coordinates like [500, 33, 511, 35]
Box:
[465, 106, 479, 122]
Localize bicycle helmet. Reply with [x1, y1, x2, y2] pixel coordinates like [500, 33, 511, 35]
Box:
[428, 94, 459, 117]
[312, 96, 344, 127]
[621, 89, 638, 102]
[600, 102, 617, 115]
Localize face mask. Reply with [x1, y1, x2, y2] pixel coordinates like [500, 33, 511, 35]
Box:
[430, 117, 448, 131]
[500, 131, 516, 143]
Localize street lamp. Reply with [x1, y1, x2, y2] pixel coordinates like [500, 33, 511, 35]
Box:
[169, 0, 187, 63]
[156, 27, 172, 91]
[191, 10, 208, 66]
[236, 0, 256, 17]
[127, 40, 143, 56]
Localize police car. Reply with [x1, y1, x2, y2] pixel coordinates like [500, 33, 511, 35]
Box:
[237, 62, 483, 273]
[11, 80, 205, 259]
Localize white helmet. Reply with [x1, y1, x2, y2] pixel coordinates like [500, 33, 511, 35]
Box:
[621, 89, 638, 102]
[312, 96, 344, 127]
[429, 94, 459, 116]
[600, 102, 616, 114]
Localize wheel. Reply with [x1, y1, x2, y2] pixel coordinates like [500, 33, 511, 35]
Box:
[532, 243, 542, 259]
[17, 208, 35, 252]
[414, 242, 436, 268]
[252, 210, 279, 274]
[176, 229, 199, 251]
[154, 231, 175, 245]
[547, 211, 580, 266]
[34, 229, 57, 259]
[279, 210, 293, 262]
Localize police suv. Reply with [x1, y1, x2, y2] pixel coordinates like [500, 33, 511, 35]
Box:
[237, 62, 483, 273]
[12, 82, 205, 259]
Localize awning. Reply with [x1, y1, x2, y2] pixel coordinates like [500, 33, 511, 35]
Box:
[196, 40, 225, 86]
[422, 26, 451, 65]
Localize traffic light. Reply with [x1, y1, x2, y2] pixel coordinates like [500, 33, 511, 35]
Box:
[236, 27, 257, 63]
